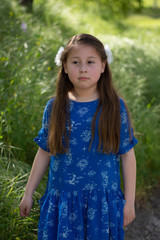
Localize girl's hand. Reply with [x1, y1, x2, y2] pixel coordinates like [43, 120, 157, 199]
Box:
[19, 194, 33, 217]
[19, 148, 50, 218]
[123, 201, 135, 228]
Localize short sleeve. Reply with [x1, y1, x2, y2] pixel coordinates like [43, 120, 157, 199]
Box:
[117, 98, 138, 155]
[34, 98, 54, 152]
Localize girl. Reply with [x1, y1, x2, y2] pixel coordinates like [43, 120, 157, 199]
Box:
[20, 33, 137, 240]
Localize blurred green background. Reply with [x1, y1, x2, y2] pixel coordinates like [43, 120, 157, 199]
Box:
[0, 0, 160, 239]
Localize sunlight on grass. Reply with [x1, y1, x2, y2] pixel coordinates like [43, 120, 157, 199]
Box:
[125, 14, 160, 28]
[42, 0, 122, 37]
[144, 0, 160, 7]
[42, 0, 160, 42]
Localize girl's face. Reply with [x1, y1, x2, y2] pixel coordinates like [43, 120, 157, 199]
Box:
[64, 44, 106, 95]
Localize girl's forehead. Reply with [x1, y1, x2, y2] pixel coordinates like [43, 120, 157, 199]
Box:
[67, 44, 100, 58]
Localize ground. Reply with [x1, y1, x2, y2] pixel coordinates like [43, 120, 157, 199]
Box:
[125, 187, 160, 240]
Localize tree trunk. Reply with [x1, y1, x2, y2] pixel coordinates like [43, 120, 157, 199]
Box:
[19, 0, 33, 6]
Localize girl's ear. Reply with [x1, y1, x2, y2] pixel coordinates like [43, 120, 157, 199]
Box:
[101, 61, 106, 73]
[64, 63, 68, 74]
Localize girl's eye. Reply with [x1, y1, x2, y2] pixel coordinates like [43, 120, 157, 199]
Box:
[88, 61, 94, 64]
[73, 61, 79, 64]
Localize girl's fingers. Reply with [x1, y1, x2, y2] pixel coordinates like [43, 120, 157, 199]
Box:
[123, 214, 135, 228]
[19, 196, 33, 217]
[20, 207, 25, 217]
[20, 209, 25, 217]
[20, 204, 29, 217]
[123, 202, 135, 228]
[26, 207, 31, 216]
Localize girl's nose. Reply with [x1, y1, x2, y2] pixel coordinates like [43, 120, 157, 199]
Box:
[80, 64, 87, 73]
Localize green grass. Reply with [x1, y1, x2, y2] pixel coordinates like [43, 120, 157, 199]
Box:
[0, 144, 48, 240]
[0, 0, 160, 238]
[0, 156, 38, 240]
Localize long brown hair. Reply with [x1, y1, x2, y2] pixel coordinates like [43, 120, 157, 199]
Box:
[49, 34, 128, 155]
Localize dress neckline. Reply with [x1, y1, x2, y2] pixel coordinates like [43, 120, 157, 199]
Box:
[69, 98, 99, 104]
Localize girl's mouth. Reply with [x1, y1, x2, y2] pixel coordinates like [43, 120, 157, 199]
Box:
[78, 77, 89, 80]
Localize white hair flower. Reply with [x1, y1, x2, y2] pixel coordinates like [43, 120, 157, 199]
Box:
[104, 44, 113, 64]
[55, 46, 64, 66]
[54, 44, 113, 66]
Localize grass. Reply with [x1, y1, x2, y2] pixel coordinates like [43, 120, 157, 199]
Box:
[0, 0, 160, 238]
[0, 143, 48, 240]
[0, 156, 38, 239]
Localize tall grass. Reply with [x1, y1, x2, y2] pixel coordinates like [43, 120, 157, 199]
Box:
[0, 143, 48, 240]
[110, 39, 160, 197]
[0, 0, 160, 238]
[0, 0, 62, 163]
[0, 151, 37, 239]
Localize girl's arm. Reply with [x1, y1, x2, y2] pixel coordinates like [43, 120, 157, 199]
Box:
[19, 147, 50, 217]
[121, 148, 136, 228]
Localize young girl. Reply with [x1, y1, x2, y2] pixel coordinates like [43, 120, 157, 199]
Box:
[20, 33, 137, 240]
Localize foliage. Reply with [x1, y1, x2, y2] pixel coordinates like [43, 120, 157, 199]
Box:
[67, 0, 144, 15]
[0, 156, 37, 239]
[0, 0, 65, 163]
[110, 39, 160, 197]
[0, 143, 48, 240]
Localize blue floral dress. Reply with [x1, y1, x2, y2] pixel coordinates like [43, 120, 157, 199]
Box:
[34, 98, 138, 240]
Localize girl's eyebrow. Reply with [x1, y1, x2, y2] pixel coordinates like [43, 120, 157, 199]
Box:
[71, 56, 97, 59]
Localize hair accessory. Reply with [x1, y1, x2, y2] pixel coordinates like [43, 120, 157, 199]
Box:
[104, 44, 113, 64]
[55, 44, 113, 66]
[55, 46, 64, 66]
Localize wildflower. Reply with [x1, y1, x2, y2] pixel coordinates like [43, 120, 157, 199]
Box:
[9, 11, 13, 17]
[21, 22, 27, 32]
[10, 80, 14, 85]
[1, 57, 6, 61]
[24, 42, 28, 49]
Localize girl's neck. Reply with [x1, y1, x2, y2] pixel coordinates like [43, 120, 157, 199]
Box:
[68, 90, 99, 102]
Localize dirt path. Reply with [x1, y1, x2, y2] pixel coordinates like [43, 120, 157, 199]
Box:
[125, 187, 160, 240]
